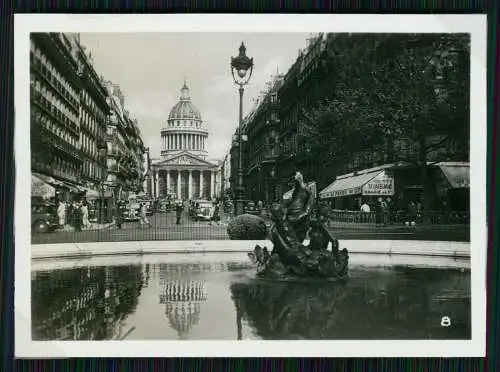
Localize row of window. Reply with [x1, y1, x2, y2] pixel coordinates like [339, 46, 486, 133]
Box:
[30, 40, 79, 103]
[31, 78, 79, 129]
[80, 105, 104, 138]
[51, 156, 79, 180]
[168, 120, 202, 129]
[81, 132, 97, 159]
[82, 160, 103, 181]
[32, 107, 79, 149]
[81, 89, 106, 125]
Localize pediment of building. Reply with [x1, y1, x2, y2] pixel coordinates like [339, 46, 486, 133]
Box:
[153, 152, 217, 168]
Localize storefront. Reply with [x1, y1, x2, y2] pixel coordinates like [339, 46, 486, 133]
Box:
[32, 172, 87, 203]
[82, 187, 114, 224]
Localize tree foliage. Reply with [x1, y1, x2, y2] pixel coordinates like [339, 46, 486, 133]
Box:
[300, 33, 470, 167]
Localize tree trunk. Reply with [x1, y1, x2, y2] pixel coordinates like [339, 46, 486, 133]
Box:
[419, 135, 432, 224]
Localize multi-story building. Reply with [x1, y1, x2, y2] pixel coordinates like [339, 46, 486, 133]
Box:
[104, 81, 146, 199]
[30, 32, 147, 209]
[275, 33, 328, 197]
[72, 36, 110, 197]
[30, 33, 84, 200]
[241, 74, 283, 203]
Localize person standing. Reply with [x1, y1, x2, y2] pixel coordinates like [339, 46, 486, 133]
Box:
[81, 201, 91, 229]
[57, 200, 66, 228]
[115, 201, 124, 229]
[175, 201, 183, 225]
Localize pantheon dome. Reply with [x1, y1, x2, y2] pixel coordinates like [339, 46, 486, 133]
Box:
[150, 80, 220, 201]
[160, 81, 208, 159]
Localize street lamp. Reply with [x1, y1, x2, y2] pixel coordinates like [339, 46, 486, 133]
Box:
[231, 42, 254, 216]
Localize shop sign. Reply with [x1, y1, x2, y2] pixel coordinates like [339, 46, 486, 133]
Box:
[333, 186, 362, 198]
[362, 171, 394, 196]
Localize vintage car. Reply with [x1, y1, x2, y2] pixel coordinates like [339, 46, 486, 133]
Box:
[244, 200, 260, 215]
[195, 201, 216, 221]
[31, 201, 59, 233]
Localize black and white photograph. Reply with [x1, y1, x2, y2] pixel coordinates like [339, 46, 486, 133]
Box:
[15, 14, 487, 357]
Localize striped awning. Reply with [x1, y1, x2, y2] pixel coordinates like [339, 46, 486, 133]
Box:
[319, 171, 381, 199]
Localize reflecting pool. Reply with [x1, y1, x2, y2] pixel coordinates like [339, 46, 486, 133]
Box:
[31, 253, 471, 340]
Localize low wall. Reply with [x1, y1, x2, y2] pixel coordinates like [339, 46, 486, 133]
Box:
[31, 239, 470, 260]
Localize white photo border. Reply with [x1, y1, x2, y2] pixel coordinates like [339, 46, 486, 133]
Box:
[14, 13, 487, 358]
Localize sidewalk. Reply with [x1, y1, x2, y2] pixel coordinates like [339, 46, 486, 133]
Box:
[55, 222, 115, 232]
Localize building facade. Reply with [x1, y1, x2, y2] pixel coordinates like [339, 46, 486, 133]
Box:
[104, 81, 146, 200]
[30, 33, 146, 205]
[30, 33, 84, 200]
[241, 74, 283, 203]
[73, 37, 110, 197]
[150, 82, 220, 201]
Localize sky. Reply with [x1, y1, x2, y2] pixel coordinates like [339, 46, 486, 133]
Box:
[78, 32, 310, 161]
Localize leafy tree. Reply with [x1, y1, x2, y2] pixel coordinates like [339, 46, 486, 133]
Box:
[300, 33, 470, 221]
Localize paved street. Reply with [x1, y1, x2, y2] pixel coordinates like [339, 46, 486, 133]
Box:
[31, 207, 469, 244]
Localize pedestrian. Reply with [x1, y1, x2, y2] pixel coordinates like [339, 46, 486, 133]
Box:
[175, 201, 183, 225]
[115, 201, 124, 229]
[360, 200, 370, 223]
[81, 201, 91, 229]
[57, 200, 66, 228]
[73, 202, 83, 232]
[211, 202, 221, 225]
[407, 201, 417, 226]
[139, 202, 152, 228]
[375, 197, 384, 226]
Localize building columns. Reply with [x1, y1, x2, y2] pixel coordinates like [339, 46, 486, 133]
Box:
[154, 170, 159, 198]
[188, 170, 193, 199]
[166, 170, 170, 195]
[199, 171, 204, 199]
[210, 171, 215, 200]
[177, 170, 182, 199]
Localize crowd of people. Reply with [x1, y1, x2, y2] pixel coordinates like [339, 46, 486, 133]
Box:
[56, 199, 93, 231]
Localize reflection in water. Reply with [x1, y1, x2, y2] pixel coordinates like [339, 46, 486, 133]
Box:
[158, 263, 208, 340]
[31, 265, 145, 340]
[230, 267, 471, 340]
[31, 258, 471, 340]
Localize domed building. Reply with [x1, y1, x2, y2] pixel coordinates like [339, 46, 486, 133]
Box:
[150, 81, 220, 200]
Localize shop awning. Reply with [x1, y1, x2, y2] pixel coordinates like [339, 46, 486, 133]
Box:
[319, 171, 381, 199]
[31, 174, 56, 199]
[436, 162, 470, 189]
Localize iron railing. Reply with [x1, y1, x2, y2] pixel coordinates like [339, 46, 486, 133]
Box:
[31, 208, 470, 245]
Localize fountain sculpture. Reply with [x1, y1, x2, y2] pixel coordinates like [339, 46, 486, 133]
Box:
[248, 172, 349, 280]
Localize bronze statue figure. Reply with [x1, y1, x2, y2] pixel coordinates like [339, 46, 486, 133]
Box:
[248, 171, 349, 280]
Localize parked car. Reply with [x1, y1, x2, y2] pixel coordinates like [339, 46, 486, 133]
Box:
[195, 202, 216, 221]
[31, 201, 59, 233]
[244, 201, 260, 215]
[158, 199, 172, 213]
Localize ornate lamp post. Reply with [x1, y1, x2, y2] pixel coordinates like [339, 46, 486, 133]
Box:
[231, 42, 254, 216]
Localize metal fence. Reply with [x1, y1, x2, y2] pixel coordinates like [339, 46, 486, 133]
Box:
[31, 208, 470, 244]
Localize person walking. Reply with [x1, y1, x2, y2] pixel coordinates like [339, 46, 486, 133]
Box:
[139, 202, 152, 228]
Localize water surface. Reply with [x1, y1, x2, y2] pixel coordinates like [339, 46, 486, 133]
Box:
[31, 253, 471, 340]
